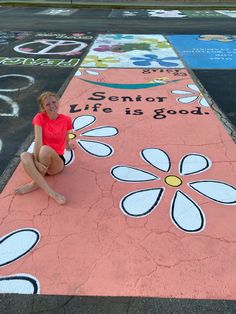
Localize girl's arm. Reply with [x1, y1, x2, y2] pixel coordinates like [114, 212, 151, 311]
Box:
[33, 124, 43, 161]
[33, 125, 48, 173]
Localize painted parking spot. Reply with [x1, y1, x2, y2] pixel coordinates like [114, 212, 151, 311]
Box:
[34, 8, 78, 16]
[181, 10, 226, 18]
[109, 9, 236, 18]
[216, 10, 236, 17]
[0, 31, 95, 68]
[0, 68, 235, 299]
[0, 31, 96, 187]
[0, 66, 72, 179]
[0, 31, 32, 46]
[81, 34, 184, 68]
[109, 9, 187, 18]
[194, 69, 236, 128]
[167, 34, 236, 69]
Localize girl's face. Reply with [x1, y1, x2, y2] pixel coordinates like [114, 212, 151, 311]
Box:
[43, 96, 59, 115]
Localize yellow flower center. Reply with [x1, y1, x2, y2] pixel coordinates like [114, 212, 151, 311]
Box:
[164, 175, 182, 187]
[68, 133, 76, 140]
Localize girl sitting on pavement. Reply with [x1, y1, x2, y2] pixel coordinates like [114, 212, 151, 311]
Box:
[15, 91, 74, 205]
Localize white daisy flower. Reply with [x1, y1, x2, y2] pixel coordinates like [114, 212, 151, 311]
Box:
[0, 228, 40, 294]
[111, 148, 236, 233]
[171, 84, 210, 107]
[66, 115, 118, 165]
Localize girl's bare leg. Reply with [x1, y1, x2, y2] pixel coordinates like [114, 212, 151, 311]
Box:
[15, 158, 48, 194]
[15, 181, 39, 194]
[15, 147, 65, 204]
[16, 155, 49, 194]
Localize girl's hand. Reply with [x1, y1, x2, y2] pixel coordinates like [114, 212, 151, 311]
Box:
[66, 142, 76, 150]
[35, 160, 48, 174]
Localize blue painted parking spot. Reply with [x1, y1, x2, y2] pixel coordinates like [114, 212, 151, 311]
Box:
[167, 35, 236, 69]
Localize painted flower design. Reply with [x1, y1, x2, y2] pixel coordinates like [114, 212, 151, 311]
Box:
[111, 148, 236, 233]
[93, 45, 115, 52]
[139, 38, 170, 49]
[27, 115, 118, 166]
[65, 115, 118, 165]
[0, 228, 40, 294]
[130, 54, 180, 67]
[104, 34, 135, 40]
[82, 55, 119, 67]
[171, 84, 210, 107]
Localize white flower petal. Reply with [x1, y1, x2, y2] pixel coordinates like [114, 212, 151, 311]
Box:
[189, 181, 236, 204]
[77, 139, 113, 157]
[81, 126, 118, 137]
[178, 96, 198, 104]
[179, 154, 211, 176]
[72, 115, 96, 131]
[188, 84, 200, 92]
[28, 144, 74, 166]
[121, 188, 164, 217]
[111, 166, 159, 182]
[86, 70, 100, 75]
[0, 229, 40, 267]
[74, 69, 82, 76]
[27, 142, 34, 153]
[64, 149, 75, 166]
[91, 68, 106, 71]
[199, 97, 210, 107]
[0, 274, 39, 294]
[141, 148, 171, 172]
[171, 191, 205, 232]
[172, 90, 192, 95]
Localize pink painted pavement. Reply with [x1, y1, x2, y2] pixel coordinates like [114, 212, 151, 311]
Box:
[0, 69, 236, 299]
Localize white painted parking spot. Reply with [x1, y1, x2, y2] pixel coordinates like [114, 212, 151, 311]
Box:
[34, 8, 78, 16]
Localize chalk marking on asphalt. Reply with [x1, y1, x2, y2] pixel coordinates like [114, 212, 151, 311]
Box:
[0, 94, 19, 117]
[0, 74, 35, 92]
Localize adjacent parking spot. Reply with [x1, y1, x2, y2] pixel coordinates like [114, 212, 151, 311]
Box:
[0, 31, 95, 67]
[167, 34, 236, 69]
[34, 8, 79, 16]
[0, 65, 73, 180]
[194, 69, 236, 127]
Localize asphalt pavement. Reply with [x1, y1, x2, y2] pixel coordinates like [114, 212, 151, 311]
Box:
[1, 0, 236, 9]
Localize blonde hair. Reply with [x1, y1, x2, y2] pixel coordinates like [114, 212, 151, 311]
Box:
[38, 91, 59, 112]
